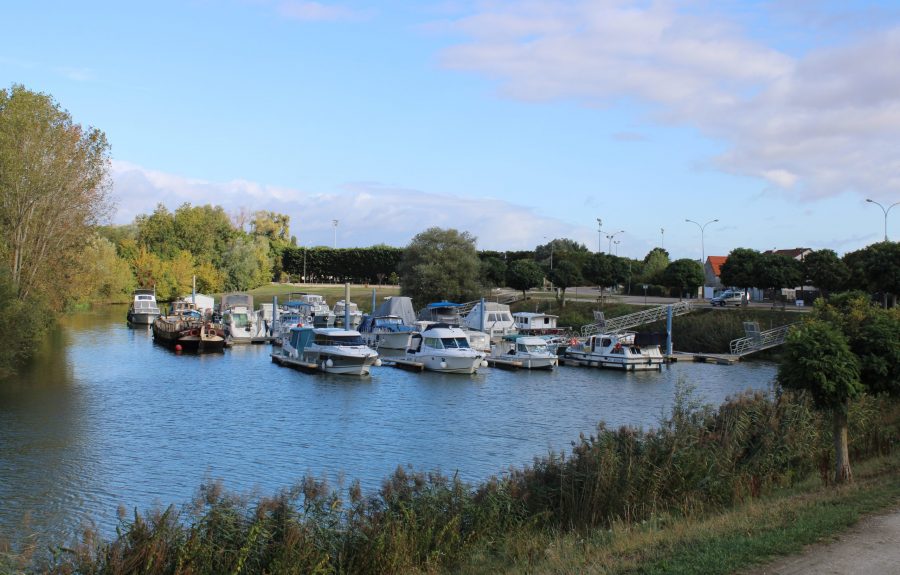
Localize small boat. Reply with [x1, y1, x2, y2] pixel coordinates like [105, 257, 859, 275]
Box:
[464, 301, 518, 338]
[564, 332, 663, 371]
[333, 300, 363, 329]
[219, 293, 270, 343]
[405, 323, 487, 374]
[152, 308, 225, 353]
[512, 312, 564, 336]
[490, 335, 558, 369]
[275, 326, 380, 375]
[270, 310, 309, 346]
[283, 293, 335, 327]
[359, 315, 415, 352]
[126, 289, 161, 325]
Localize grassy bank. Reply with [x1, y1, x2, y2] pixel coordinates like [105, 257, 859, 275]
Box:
[11, 388, 897, 574]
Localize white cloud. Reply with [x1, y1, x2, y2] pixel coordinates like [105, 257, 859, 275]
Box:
[109, 161, 583, 250]
[437, 1, 900, 202]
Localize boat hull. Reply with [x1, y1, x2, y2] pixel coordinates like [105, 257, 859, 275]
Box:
[127, 312, 159, 325]
[410, 353, 484, 374]
[564, 350, 662, 371]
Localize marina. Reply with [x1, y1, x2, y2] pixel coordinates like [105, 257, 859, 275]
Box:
[0, 304, 779, 550]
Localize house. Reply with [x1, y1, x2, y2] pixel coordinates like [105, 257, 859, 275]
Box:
[763, 248, 812, 261]
[704, 256, 728, 296]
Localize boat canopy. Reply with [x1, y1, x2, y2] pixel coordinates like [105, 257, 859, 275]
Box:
[371, 296, 417, 326]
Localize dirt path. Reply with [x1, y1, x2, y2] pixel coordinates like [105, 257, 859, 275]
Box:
[745, 508, 900, 574]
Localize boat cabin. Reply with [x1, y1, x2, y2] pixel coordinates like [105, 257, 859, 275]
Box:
[513, 312, 560, 334]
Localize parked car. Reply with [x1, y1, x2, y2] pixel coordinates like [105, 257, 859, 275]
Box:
[710, 290, 745, 307]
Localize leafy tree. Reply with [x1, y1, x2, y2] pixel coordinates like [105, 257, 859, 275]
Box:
[479, 256, 507, 288]
[0, 271, 52, 378]
[583, 252, 614, 287]
[222, 236, 272, 291]
[843, 241, 900, 307]
[0, 84, 112, 305]
[719, 248, 761, 299]
[640, 247, 670, 285]
[803, 249, 850, 297]
[506, 259, 544, 299]
[549, 260, 583, 307]
[662, 259, 704, 299]
[756, 253, 802, 298]
[70, 236, 135, 302]
[135, 204, 178, 259]
[778, 320, 862, 483]
[398, 227, 481, 307]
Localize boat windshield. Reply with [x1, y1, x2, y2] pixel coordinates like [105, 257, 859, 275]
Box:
[316, 334, 366, 346]
[521, 343, 549, 354]
[440, 337, 470, 349]
[231, 313, 249, 328]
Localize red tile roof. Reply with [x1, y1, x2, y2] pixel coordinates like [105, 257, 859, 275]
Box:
[707, 256, 727, 277]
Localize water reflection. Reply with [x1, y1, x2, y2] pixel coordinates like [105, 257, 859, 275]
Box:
[0, 305, 777, 548]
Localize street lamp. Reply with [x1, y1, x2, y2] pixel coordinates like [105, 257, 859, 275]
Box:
[613, 240, 620, 256]
[660, 227, 665, 250]
[865, 198, 900, 241]
[332, 219, 339, 249]
[684, 218, 718, 265]
[606, 230, 624, 254]
[597, 218, 603, 253]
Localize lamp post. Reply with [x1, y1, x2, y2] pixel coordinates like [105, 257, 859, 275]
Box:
[332, 219, 339, 249]
[606, 230, 624, 254]
[597, 218, 603, 253]
[543, 236, 554, 270]
[866, 198, 900, 241]
[613, 240, 620, 256]
[684, 218, 718, 265]
[660, 227, 665, 250]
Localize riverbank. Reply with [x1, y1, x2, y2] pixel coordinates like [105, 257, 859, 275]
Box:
[9, 388, 896, 574]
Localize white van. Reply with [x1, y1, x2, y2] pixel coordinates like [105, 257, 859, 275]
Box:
[710, 290, 745, 307]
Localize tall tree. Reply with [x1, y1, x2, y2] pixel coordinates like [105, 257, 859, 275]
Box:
[719, 248, 761, 300]
[0, 84, 112, 303]
[755, 253, 803, 298]
[398, 227, 482, 307]
[843, 241, 900, 308]
[662, 259, 705, 300]
[549, 260, 583, 307]
[803, 249, 850, 297]
[778, 320, 862, 483]
[640, 247, 670, 285]
[506, 259, 544, 300]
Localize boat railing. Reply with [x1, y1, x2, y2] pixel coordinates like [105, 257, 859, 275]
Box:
[581, 301, 694, 336]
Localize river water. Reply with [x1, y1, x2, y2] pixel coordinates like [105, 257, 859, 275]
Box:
[0, 305, 777, 547]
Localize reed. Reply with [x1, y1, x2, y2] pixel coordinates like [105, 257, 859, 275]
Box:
[34, 386, 899, 575]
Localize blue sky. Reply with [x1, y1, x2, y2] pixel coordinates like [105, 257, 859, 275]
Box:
[2, 1, 899, 259]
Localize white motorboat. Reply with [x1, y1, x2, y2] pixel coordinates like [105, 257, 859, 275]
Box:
[270, 310, 309, 345]
[564, 332, 663, 371]
[359, 315, 415, 352]
[295, 293, 335, 327]
[276, 326, 380, 375]
[126, 289, 161, 325]
[490, 336, 558, 370]
[333, 299, 363, 329]
[220, 293, 270, 343]
[405, 323, 487, 374]
[465, 301, 518, 338]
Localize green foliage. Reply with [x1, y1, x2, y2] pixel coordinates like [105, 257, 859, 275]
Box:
[720, 248, 760, 290]
[506, 259, 544, 298]
[479, 256, 507, 288]
[398, 228, 482, 307]
[757, 253, 802, 291]
[281, 245, 404, 284]
[0, 272, 52, 379]
[662, 258, 705, 296]
[222, 236, 272, 292]
[778, 320, 863, 412]
[843, 241, 900, 304]
[70, 235, 135, 303]
[803, 249, 850, 296]
[640, 247, 670, 285]
[549, 260, 583, 306]
[0, 84, 112, 304]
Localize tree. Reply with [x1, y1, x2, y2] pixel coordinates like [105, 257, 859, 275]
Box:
[506, 259, 544, 300]
[398, 227, 482, 307]
[70, 235, 135, 302]
[719, 248, 761, 300]
[755, 253, 802, 300]
[549, 260, 583, 307]
[640, 247, 670, 285]
[0, 84, 112, 304]
[662, 259, 704, 299]
[778, 320, 862, 483]
[479, 256, 507, 288]
[803, 249, 850, 297]
[843, 242, 900, 308]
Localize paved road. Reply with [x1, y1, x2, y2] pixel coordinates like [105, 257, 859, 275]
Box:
[744, 509, 900, 574]
[534, 288, 811, 312]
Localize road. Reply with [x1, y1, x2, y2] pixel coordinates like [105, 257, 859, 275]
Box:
[530, 287, 811, 312]
[744, 508, 900, 574]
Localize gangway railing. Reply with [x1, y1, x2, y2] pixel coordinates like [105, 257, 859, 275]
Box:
[456, 290, 522, 318]
[729, 322, 794, 356]
[581, 301, 694, 336]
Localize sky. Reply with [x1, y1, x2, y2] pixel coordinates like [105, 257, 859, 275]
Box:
[2, 0, 899, 260]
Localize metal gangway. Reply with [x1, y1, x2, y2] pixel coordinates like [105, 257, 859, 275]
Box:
[729, 322, 794, 356]
[581, 301, 694, 336]
[456, 290, 522, 318]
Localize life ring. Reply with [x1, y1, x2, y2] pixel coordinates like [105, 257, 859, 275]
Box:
[190, 329, 198, 336]
[569, 337, 579, 346]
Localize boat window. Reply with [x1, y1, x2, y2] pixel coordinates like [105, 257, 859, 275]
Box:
[488, 313, 498, 322]
[525, 344, 549, 354]
[630, 347, 642, 354]
[501, 313, 512, 322]
[517, 343, 527, 353]
[601, 338, 612, 347]
[232, 313, 249, 328]
[611, 347, 624, 355]
[425, 337, 443, 349]
[440, 337, 470, 349]
[316, 334, 365, 346]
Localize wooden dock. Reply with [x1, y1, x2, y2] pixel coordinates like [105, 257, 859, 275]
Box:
[381, 358, 425, 372]
[667, 352, 740, 365]
[271, 353, 319, 373]
[485, 357, 523, 370]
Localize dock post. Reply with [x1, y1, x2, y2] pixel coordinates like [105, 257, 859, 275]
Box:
[371, 288, 376, 314]
[666, 304, 673, 356]
[344, 283, 351, 329]
[480, 297, 486, 332]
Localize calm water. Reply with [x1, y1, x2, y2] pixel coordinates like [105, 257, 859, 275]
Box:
[0, 305, 777, 547]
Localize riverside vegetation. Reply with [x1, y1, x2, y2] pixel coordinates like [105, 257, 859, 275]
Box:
[3, 385, 897, 574]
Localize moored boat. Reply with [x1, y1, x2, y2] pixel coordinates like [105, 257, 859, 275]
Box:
[274, 326, 380, 375]
[405, 323, 487, 374]
[564, 332, 663, 371]
[152, 308, 225, 353]
[490, 335, 558, 369]
[126, 289, 161, 325]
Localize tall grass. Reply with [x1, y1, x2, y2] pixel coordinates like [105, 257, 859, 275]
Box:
[31, 386, 899, 574]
